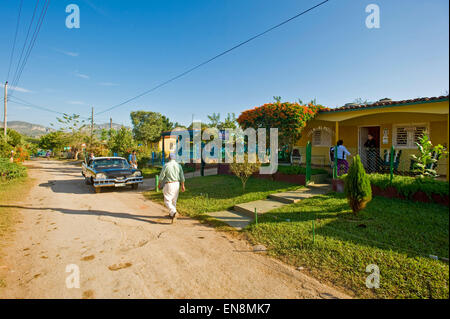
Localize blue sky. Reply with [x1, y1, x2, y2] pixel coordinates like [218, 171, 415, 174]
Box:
[1, 0, 448, 128]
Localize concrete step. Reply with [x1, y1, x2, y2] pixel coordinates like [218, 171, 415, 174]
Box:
[234, 199, 285, 217]
[268, 184, 332, 204]
[206, 210, 252, 230]
[268, 191, 315, 203]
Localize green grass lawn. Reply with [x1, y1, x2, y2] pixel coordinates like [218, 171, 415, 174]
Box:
[246, 193, 449, 299]
[141, 165, 195, 179]
[145, 174, 301, 216]
[141, 166, 161, 178]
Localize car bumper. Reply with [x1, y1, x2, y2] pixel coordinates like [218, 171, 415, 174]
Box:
[93, 177, 143, 188]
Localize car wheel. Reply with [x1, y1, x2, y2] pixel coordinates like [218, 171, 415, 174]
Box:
[132, 184, 139, 190]
[94, 187, 102, 193]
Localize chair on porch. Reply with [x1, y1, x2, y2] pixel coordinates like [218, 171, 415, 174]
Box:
[381, 149, 402, 173]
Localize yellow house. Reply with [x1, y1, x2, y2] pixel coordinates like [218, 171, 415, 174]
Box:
[296, 96, 449, 179]
[158, 135, 177, 155]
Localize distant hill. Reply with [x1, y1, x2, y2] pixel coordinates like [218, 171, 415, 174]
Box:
[0, 121, 53, 138]
[0, 121, 127, 138]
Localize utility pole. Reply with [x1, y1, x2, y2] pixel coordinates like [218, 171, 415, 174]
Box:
[90, 107, 94, 147]
[3, 81, 7, 136]
[110, 117, 112, 131]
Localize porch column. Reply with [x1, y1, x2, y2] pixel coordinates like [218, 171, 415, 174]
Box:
[335, 121, 339, 145]
[162, 135, 165, 166]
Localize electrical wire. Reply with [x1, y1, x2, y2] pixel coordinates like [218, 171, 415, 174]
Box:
[11, 0, 50, 96]
[94, 0, 330, 116]
[6, 0, 24, 82]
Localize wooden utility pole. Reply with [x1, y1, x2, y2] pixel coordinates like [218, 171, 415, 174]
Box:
[110, 117, 112, 130]
[3, 81, 7, 136]
[90, 107, 94, 147]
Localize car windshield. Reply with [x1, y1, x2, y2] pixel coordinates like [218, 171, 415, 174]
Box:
[92, 158, 130, 169]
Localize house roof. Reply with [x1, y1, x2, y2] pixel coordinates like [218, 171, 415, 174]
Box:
[320, 95, 449, 113]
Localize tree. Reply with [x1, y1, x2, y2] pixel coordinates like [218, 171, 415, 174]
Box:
[108, 127, 136, 156]
[0, 136, 14, 158]
[229, 155, 261, 192]
[130, 111, 173, 146]
[53, 113, 88, 159]
[220, 113, 237, 129]
[6, 129, 23, 147]
[207, 113, 221, 127]
[39, 131, 66, 151]
[237, 100, 327, 154]
[411, 133, 448, 178]
[206, 112, 237, 130]
[344, 155, 372, 214]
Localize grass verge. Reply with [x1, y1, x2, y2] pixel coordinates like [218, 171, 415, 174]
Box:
[246, 193, 449, 299]
[141, 165, 195, 179]
[0, 177, 34, 287]
[144, 174, 301, 218]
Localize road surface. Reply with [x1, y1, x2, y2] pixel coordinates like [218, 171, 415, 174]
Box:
[0, 160, 348, 299]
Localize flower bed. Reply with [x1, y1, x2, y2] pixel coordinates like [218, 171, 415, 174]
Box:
[333, 174, 449, 206]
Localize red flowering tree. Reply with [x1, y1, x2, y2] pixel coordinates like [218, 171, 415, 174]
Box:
[237, 101, 327, 154]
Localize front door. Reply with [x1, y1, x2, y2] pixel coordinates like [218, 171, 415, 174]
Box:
[359, 126, 380, 171]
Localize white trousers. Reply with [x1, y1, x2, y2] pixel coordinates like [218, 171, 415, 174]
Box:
[163, 182, 180, 216]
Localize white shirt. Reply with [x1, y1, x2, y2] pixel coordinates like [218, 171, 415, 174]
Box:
[337, 145, 351, 160]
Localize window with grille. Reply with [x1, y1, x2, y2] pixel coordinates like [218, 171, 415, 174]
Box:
[311, 128, 331, 146]
[394, 124, 428, 148]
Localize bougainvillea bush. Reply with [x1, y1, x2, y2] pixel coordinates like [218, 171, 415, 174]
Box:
[237, 101, 327, 152]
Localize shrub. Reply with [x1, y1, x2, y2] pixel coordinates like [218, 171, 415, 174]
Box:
[411, 133, 448, 178]
[366, 173, 449, 199]
[0, 158, 27, 181]
[344, 155, 372, 214]
[230, 155, 261, 192]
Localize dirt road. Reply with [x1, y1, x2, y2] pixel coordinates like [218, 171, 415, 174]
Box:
[0, 160, 348, 299]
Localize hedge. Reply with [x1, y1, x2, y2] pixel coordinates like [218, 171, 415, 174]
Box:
[277, 165, 328, 176]
[340, 173, 449, 199]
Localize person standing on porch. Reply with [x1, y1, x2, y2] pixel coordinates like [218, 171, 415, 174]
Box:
[158, 152, 185, 223]
[336, 140, 351, 175]
[364, 133, 378, 173]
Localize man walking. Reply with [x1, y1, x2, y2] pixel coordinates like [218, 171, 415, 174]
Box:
[158, 152, 185, 223]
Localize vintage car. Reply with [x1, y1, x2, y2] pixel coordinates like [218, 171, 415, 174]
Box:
[82, 157, 143, 193]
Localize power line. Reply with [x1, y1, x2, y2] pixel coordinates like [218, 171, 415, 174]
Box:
[9, 0, 40, 94]
[8, 96, 65, 116]
[10, 0, 50, 98]
[6, 0, 24, 82]
[95, 0, 330, 116]
[8, 96, 90, 121]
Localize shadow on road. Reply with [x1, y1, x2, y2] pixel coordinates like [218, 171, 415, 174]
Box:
[38, 179, 142, 195]
[0, 204, 185, 225]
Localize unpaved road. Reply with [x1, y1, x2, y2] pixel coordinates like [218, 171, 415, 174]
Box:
[0, 160, 349, 299]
